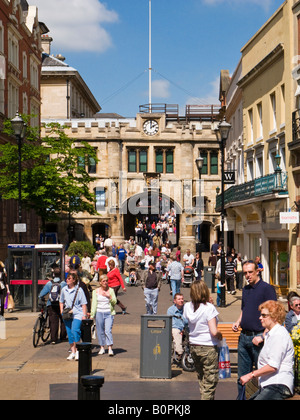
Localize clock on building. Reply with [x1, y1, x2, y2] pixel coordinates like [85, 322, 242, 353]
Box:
[143, 119, 159, 136]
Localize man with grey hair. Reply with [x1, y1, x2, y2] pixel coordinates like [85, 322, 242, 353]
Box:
[285, 295, 300, 334]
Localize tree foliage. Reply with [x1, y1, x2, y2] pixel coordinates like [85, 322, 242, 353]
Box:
[0, 118, 98, 231]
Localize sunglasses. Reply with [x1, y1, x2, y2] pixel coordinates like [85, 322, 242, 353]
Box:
[260, 313, 270, 318]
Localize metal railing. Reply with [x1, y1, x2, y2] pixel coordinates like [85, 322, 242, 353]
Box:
[139, 103, 221, 123]
[216, 172, 288, 211]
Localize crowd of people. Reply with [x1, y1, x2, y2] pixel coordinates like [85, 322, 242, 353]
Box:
[35, 226, 300, 401]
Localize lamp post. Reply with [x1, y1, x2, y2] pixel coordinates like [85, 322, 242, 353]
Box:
[195, 155, 204, 251]
[11, 112, 26, 244]
[215, 118, 231, 307]
[274, 151, 282, 190]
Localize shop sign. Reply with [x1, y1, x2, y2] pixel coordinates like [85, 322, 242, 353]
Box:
[279, 212, 299, 224]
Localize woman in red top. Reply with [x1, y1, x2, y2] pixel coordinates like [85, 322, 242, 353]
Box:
[107, 260, 127, 314]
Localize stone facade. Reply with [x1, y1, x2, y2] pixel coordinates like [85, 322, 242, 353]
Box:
[41, 112, 222, 256]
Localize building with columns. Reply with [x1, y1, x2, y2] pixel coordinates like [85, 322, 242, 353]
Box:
[219, 0, 300, 296]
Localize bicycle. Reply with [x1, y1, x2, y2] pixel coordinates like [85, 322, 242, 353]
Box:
[33, 300, 51, 347]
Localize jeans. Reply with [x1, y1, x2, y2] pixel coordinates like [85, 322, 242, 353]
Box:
[249, 384, 293, 400]
[119, 259, 125, 274]
[144, 288, 159, 314]
[64, 318, 82, 344]
[95, 311, 114, 347]
[170, 279, 181, 299]
[237, 332, 263, 394]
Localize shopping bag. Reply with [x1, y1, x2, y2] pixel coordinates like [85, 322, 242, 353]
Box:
[4, 295, 8, 310]
[218, 338, 231, 379]
[7, 294, 15, 312]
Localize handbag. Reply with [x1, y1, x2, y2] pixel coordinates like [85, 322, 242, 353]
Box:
[7, 294, 15, 312]
[62, 286, 79, 321]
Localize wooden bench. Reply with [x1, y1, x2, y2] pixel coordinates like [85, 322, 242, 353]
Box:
[218, 323, 241, 351]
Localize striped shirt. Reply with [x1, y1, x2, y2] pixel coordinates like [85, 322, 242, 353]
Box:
[225, 261, 235, 277]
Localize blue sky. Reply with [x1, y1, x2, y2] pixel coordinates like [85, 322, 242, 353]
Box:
[35, 0, 284, 117]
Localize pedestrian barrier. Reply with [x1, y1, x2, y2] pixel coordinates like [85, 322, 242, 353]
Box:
[77, 342, 105, 401]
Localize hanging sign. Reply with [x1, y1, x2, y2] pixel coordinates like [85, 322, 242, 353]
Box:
[224, 171, 236, 185]
[280, 212, 299, 224]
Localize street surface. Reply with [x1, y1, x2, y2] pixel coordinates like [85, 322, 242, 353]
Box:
[0, 281, 243, 400]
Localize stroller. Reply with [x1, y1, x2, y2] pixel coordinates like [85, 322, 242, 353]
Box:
[182, 265, 195, 287]
[128, 266, 138, 286]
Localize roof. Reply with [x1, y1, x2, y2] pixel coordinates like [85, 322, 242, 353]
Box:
[42, 53, 77, 71]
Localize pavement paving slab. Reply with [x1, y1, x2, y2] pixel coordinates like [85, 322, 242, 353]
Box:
[0, 281, 244, 400]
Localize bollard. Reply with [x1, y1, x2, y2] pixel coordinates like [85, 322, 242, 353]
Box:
[81, 319, 94, 343]
[77, 342, 92, 400]
[80, 375, 105, 400]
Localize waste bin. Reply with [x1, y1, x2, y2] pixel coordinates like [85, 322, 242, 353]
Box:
[140, 315, 172, 379]
[204, 266, 216, 293]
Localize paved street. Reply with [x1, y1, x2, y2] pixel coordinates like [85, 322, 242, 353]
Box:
[0, 281, 243, 400]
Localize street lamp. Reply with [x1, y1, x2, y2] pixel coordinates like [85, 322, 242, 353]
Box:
[11, 112, 26, 243]
[215, 118, 231, 307]
[274, 151, 282, 190]
[195, 155, 204, 251]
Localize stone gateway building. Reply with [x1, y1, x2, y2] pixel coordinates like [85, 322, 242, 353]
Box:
[41, 107, 222, 255]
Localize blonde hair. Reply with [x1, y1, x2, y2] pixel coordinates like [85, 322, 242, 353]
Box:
[99, 274, 108, 284]
[259, 300, 286, 325]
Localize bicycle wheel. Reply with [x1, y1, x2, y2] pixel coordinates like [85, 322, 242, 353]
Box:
[41, 313, 50, 343]
[33, 317, 42, 347]
[181, 351, 196, 372]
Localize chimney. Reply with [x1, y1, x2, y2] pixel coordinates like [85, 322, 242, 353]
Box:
[41, 35, 53, 55]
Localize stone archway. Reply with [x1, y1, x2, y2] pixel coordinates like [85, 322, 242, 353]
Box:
[121, 191, 181, 247]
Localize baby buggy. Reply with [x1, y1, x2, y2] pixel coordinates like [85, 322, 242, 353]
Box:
[128, 266, 138, 286]
[182, 266, 195, 287]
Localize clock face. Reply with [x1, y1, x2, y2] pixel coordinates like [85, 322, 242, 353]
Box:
[143, 119, 159, 136]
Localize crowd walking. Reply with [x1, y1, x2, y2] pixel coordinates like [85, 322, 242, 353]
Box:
[7, 216, 296, 400]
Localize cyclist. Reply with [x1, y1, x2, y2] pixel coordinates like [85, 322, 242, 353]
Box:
[39, 267, 67, 344]
[167, 293, 188, 362]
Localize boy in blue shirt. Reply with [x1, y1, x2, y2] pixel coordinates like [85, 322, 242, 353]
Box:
[117, 244, 127, 274]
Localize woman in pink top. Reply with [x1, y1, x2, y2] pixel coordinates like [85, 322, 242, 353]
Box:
[107, 260, 127, 314]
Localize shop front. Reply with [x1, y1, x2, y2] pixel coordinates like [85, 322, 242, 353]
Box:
[269, 240, 289, 296]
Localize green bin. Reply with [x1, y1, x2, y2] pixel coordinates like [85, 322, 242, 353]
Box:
[204, 266, 216, 292]
[140, 315, 172, 379]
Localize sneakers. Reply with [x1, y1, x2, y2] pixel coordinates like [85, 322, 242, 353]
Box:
[122, 307, 127, 315]
[98, 347, 105, 355]
[108, 348, 114, 357]
[67, 351, 79, 361]
[67, 353, 76, 361]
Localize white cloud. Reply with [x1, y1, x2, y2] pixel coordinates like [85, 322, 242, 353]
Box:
[35, 0, 119, 52]
[152, 80, 170, 99]
[186, 76, 220, 106]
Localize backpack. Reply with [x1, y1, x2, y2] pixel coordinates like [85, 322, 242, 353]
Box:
[49, 281, 61, 304]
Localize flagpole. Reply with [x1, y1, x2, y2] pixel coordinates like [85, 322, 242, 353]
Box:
[149, 0, 152, 113]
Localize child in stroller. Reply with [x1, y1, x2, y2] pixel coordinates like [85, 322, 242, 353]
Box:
[129, 266, 137, 286]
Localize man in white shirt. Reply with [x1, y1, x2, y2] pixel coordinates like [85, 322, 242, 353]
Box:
[183, 249, 195, 266]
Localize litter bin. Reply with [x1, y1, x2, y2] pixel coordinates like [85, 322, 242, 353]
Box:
[140, 315, 172, 379]
[204, 266, 216, 293]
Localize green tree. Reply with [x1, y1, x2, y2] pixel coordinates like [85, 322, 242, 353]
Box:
[0, 118, 98, 238]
